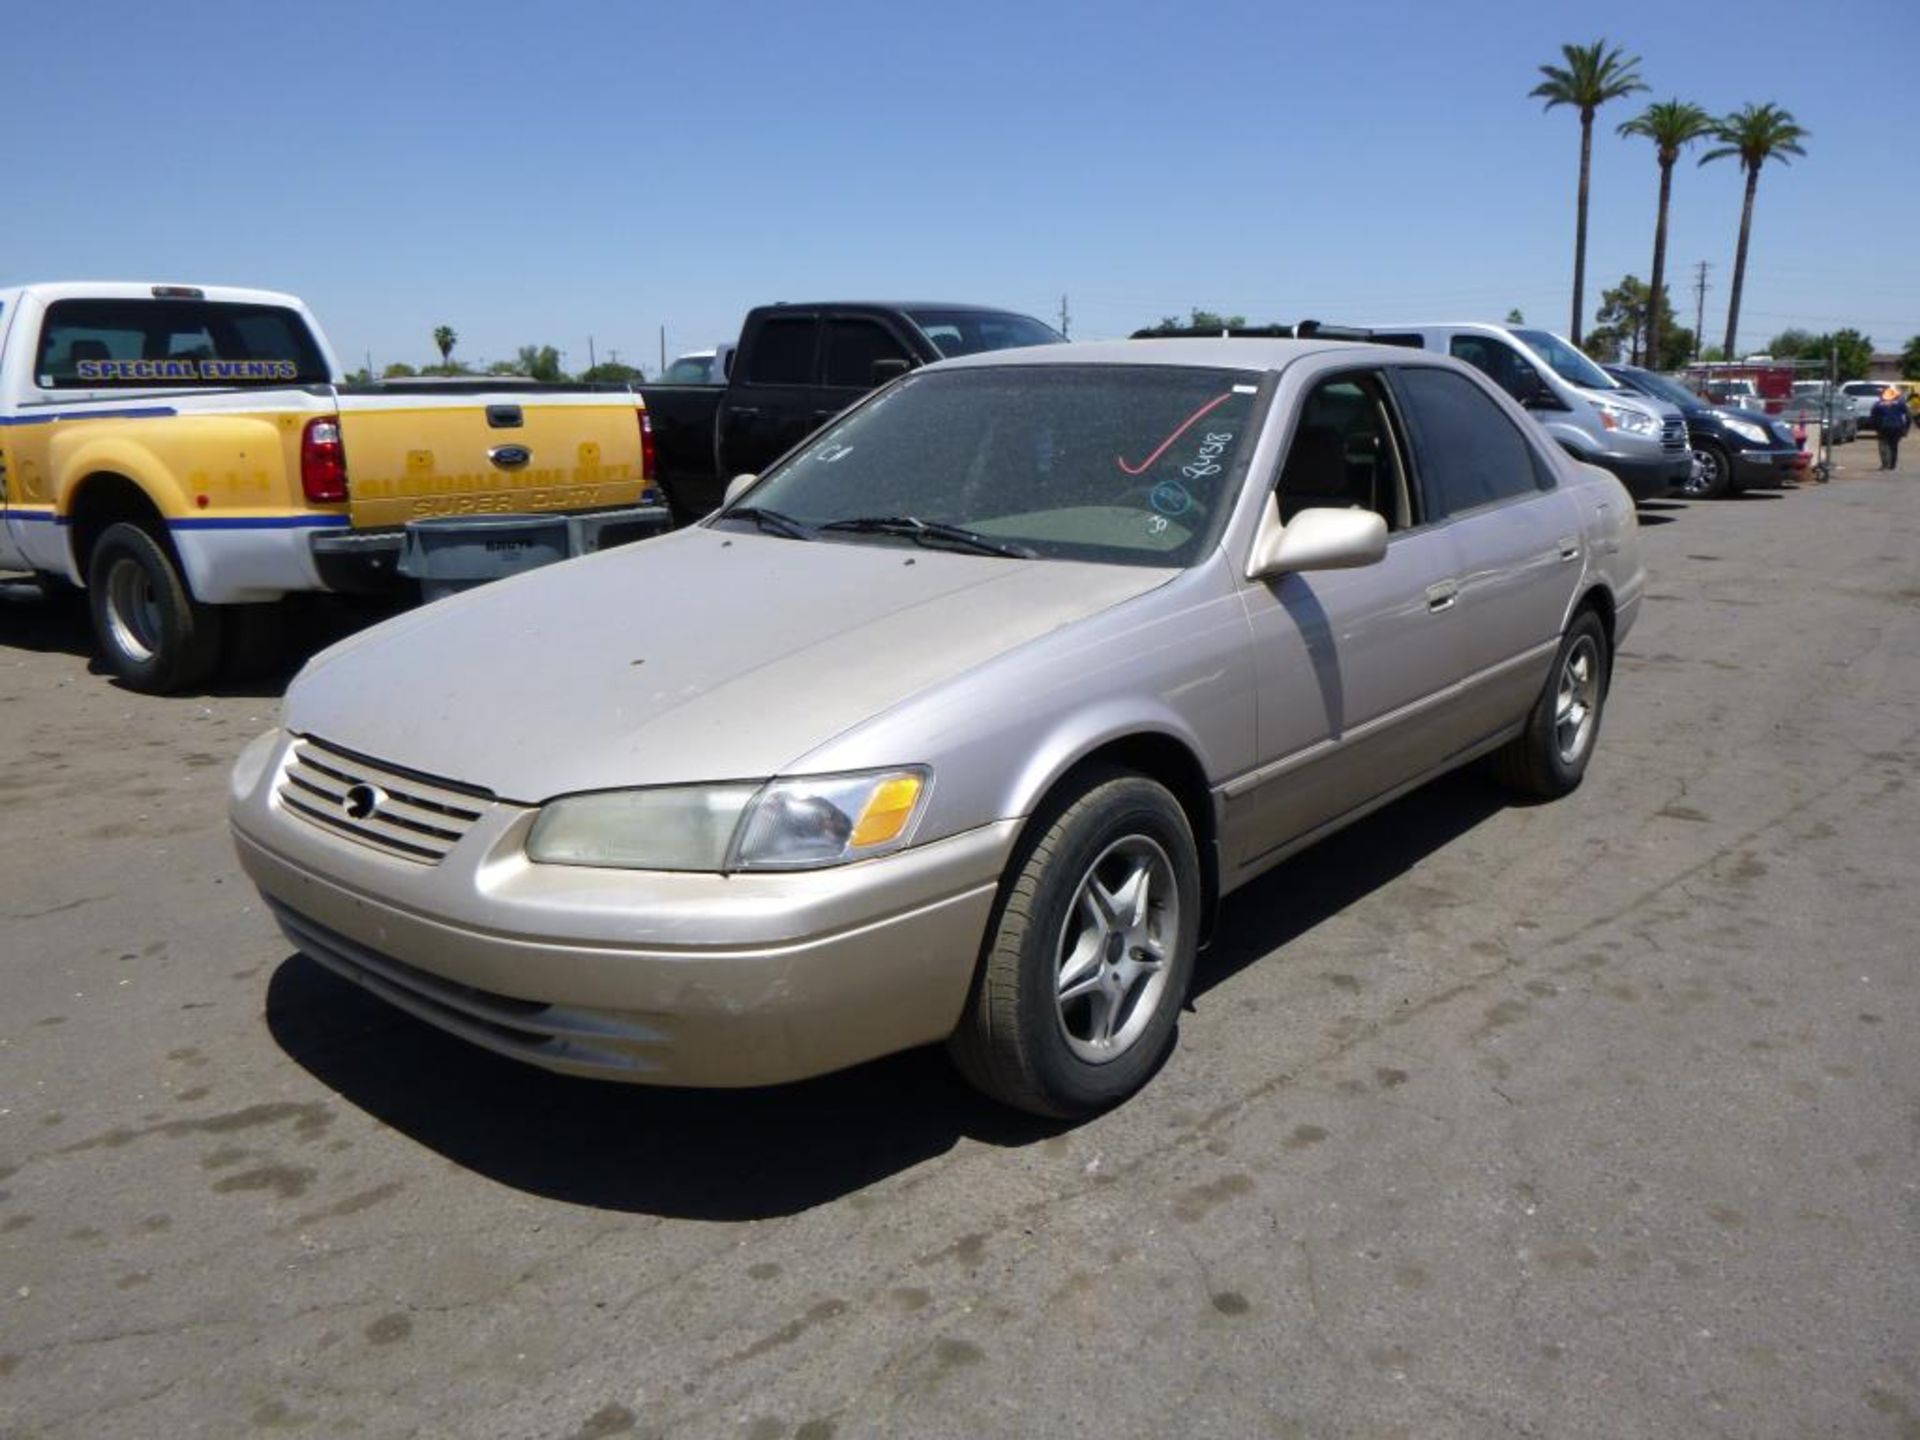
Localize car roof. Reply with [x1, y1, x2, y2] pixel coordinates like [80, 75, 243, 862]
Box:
[931, 337, 1445, 373]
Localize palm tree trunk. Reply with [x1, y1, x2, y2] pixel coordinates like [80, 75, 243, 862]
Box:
[1572, 111, 1594, 343]
[1647, 159, 1673, 367]
[1724, 165, 1759, 359]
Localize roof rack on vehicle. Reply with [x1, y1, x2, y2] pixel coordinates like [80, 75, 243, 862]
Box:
[1126, 320, 1422, 348]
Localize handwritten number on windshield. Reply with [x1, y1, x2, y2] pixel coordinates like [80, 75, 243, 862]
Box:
[1116, 392, 1233, 476]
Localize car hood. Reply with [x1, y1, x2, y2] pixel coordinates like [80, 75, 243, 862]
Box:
[285, 527, 1175, 801]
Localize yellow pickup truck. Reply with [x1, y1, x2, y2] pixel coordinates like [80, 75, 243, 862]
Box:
[0, 281, 661, 691]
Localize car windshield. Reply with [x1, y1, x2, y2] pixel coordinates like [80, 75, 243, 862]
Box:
[908, 309, 1064, 359]
[729, 365, 1262, 567]
[1514, 328, 1620, 391]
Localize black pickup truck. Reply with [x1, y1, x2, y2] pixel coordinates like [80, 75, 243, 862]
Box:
[643, 301, 1061, 519]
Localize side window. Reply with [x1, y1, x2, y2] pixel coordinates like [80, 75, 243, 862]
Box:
[1395, 367, 1552, 517]
[1448, 335, 1543, 404]
[742, 318, 818, 386]
[1275, 372, 1413, 530]
[823, 319, 911, 389]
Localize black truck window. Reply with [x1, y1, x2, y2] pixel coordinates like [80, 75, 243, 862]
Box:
[744, 318, 818, 386]
[824, 319, 910, 389]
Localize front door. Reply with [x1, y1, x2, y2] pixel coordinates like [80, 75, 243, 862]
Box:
[716, 313, 823, 477]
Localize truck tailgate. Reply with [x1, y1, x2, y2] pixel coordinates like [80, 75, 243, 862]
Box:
[336, 393, 647, 529]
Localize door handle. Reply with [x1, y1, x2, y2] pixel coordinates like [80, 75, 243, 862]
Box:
[727, 406, 760, 419]
[1425, 579, 1459, 612]
[1557, 534, 1581, 562]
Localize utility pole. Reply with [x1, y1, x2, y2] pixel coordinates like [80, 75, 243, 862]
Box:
[659, 325, 666, 374]
[588, 335, 596, 370]
[1691, 261, 1711, 362]
[1058, 294, 1071, 339]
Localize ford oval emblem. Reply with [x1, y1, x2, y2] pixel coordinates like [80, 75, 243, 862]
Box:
[489, 444, 532, 470]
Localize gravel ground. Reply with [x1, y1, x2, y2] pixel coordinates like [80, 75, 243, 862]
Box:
[2, 442, 1916, 1439]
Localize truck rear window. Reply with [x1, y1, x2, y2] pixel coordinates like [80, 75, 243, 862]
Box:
[34, 299, 330, 390]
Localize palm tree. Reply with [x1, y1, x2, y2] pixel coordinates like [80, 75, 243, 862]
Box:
[1531, 41, 1648, 345]
[433, 325, 457, 368]
[1701, 103, 1809, 360]
[1617, 100, 1716, 367]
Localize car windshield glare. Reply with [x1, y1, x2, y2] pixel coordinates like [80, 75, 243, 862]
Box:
[907, 310, 1064, 358]
[1514, 329, 1619, 391]
[1624, 369, 1696, 408]
[733, 365, 1262, 567]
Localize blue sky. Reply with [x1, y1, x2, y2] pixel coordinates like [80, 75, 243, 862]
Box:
[13, 0, 1916, 373]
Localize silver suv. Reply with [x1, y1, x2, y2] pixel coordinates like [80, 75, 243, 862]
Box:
[1371, 323, 1690, 501]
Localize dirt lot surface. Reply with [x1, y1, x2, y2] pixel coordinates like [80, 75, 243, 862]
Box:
[3, 444, 1917, 1439]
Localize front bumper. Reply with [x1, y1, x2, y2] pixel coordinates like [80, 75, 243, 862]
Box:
[1728, 445, 1803, 488]
[230, 739, 1015, 1087]
[1590, 450, 1689, 502]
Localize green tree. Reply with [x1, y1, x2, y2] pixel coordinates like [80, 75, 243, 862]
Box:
[1505, 308, 1527, 325]
[1765, 328, 1819, 358]
[1902, 335, 1920, 381]
[1617, 99, 1716, 370]
[1701, 102, 1809, 358]
[515, 344, 569, 382]
[1826, 329, 1874, 382]
[420, 361, 475, 377]
[1530, 39, 1648, 345]
[485, 359, 525, 376]
[341, 366, 372, 385]
[433, 325, 457, 367]
[381, 362, 417, 379]
[1586, 276, 1695, 370]
[1143, 308, 1250, 334]
[580, 361, 645, 384]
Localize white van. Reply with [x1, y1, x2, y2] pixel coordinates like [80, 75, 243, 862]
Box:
[1360, 324, 1691, 501]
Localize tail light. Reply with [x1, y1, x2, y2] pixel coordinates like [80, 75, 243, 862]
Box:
[301, 417, 348, 504]
[638, 405, 657, 481]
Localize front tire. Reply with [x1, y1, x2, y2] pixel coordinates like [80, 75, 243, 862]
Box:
[1491, 609, 1610, 799]
[86, 521, 222, 694]
[1684, 441, 1732, 499]
[948, 770, 1201, 1118]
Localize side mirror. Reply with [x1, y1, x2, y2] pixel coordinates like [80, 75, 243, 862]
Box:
[1247, 500, 1388, 580]
[869, 357, 913, 387]
[723, 473, 758, 507]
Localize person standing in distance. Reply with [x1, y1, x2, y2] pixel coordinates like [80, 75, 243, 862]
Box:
[1870, 387, 1911, 470]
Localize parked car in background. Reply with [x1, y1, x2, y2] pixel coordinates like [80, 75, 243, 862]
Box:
[641, 302, 1062, 519]
[1606, 364, 1802, 497]
[231, 337, 1644, 1117]
[1701, 378, 1766, 412]
[0, 281, 661, 692]
[1842, 380, 1896, 431]
[1774, 390, 1859, 444]
[660, 344, 735, 385]
[1356, 322, 1689, 501]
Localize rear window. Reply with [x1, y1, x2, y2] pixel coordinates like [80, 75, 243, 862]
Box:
[908, 309, 1062, 358]
[34, 298, 329, 389]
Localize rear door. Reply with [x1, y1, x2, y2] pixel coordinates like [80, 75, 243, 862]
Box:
[338, 393, 646, 529]
[1227, 368, 1471, 873]
[715, 312, 822, 477]
[1392, 364, 1585, 738]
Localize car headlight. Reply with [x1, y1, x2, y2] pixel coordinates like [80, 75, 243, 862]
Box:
[525, 768, 930, 872]
[1594, 400, 1661, 437]
[1722, 417, 1770, 445]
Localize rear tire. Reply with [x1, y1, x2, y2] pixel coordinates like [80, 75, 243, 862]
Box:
[86, 521, 222, 694]
[1491, 609, 1609, 799]
[948, 769, 1201, 1118]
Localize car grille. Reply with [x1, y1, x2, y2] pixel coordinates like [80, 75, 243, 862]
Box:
[1661, 417, 1687, 451]
[278, 736, 490, 864]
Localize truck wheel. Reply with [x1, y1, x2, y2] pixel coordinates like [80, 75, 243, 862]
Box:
[220, 602, 287, 681]
[87, 521, 223, 694]
[948, 769, 1200, 1118]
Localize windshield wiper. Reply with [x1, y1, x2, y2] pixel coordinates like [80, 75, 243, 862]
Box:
[715, 505, 815, 541]
[819, 515, 1035, 559]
